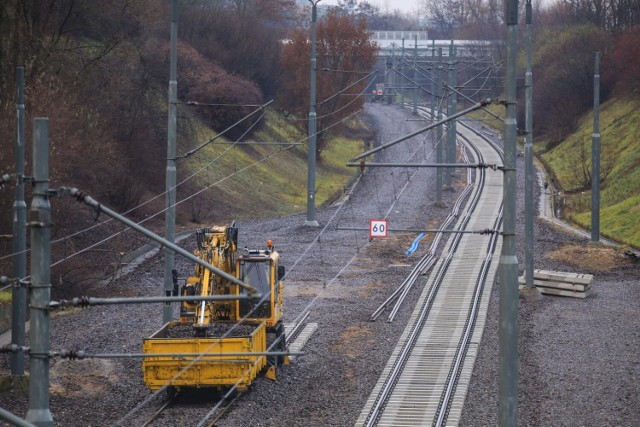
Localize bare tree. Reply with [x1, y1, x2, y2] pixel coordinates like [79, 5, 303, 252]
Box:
[421, 0, 464, 38]
[603, 27, 640, 97]
[420, 0, 503, 39]
[554, 0, 640, 30]
[280, 10, 378, 158]
[567, 136, 615, 191]
[180, 0, 297, 97]
[532, 24, 613, 146]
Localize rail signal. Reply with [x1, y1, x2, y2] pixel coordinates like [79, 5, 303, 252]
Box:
[369, 219, 388, 238]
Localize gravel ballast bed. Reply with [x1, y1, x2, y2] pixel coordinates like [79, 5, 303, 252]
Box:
[1, 104, 638, 427]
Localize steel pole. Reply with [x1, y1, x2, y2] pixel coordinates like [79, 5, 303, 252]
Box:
[346, 162, 496, 169]
[11, 67, 27, 375]
[26, 118, 53, 426]
[400, 38, 405, 106]
[68, 294, 253, 306]
[413, 35, 418, 114]
[306, 0, 320, 227]
[385, 58, 393, 105]
[452, 47, 458, 169]
[429, 57, 435, 126]
[500, 0, 520, 425]
[591, 52, 601, 243]
[0, 408, 36, 427]
[524, 0, 535, 287]
[390, 42, 395, 104]
[164, 0, 178, 323]
[445, 44, 455, 187]
[436, 48, 444, 203]
[430, 44, 439, 204]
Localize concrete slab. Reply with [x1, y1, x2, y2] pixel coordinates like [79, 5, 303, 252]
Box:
[518, 277, 590, 292]
[531, 269, 593, 285]
[519, 285, 591, 299]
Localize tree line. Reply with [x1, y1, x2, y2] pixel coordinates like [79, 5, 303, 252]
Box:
[0, 0, 377, 288]
[1, 0, 639, 287]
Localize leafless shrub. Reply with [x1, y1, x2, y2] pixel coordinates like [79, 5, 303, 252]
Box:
[567, 137, 615, 191]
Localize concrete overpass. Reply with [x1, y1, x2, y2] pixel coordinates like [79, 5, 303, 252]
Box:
[371, 31, 497, 59]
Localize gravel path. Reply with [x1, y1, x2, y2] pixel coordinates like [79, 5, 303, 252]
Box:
[1, 104, 638, 427]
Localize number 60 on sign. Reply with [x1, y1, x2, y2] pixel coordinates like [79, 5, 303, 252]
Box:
[369, 219, 388, 238]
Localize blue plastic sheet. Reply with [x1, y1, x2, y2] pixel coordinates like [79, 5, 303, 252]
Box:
[405, 233, 426, 255]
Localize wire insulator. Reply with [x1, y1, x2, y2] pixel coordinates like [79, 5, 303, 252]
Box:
[69, 188, 82, 200]
[0, 344, 17, 354]
[59, 350, 86, 360]
[0, 174, 11, 188]
[73, 296, 91, 308]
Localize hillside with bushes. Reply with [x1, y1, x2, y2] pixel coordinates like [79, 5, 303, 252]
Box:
[538, 97, 640, 248]
[1, 0, 639, 291]
[0, 0, 376, 291]
[528, 22, 640, 249]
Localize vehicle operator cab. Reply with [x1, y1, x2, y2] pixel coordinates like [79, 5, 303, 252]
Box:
[237, 241, 285, 328]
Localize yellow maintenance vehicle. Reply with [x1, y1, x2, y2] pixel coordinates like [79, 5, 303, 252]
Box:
[142, 223, 286, 393]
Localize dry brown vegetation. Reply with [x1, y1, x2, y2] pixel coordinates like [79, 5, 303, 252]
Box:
[0, 1, 296, 293]
[544, 244, 634, 271]
[280, 10, 378, 157]
[2, 0, 640, 293]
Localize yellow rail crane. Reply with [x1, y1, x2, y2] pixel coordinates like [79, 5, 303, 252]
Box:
[142, 223, 286, 394]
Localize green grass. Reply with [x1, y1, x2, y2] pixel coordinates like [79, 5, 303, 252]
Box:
[573, 194, 640, 247]
[467, 102, 504, 134]
[180, 108, 365, 223]
[0, 291, 11, 303]
[315, 134, 363, 203]
[540, 97, 640, 248]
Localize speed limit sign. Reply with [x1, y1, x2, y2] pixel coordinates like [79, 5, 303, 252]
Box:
[369, 219, 388, 238]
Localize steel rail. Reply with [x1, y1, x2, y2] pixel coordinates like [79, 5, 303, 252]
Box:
[205, 394, 240, 427]
[357, 118, 505, 427]
[386, 142, 479, 323]
[370, 106, 477, 323]
[362, 138, 485, 426]
[436, 205, 503, 425]
[433, 119, 505, 425]
[368, 121, 455, 322]
[386, 141, 478, 323]
[369, 107, 470, 322]
[140, 395, 175, 427]
[286, 310, 310, 346]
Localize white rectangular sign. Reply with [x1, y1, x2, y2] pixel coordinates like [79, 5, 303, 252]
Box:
[369, 219, 388, 238]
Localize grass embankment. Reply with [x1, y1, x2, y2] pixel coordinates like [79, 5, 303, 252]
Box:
[0, 291, 10, 303]
[468, 97, 639, 249]
[182, 109, 366, 223]
[538, 98, 640, 248]
[466, 102, 504, 134]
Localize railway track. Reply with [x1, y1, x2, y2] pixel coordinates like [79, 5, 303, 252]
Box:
[370, 130, 476, 323]
[133, 391, 237, 427]
[356, 118, 504, 426]
[140, 396, 175, 427]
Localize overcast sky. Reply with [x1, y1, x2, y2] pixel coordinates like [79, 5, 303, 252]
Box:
[371, 0, 421, 13]
[322, 0, 421, 14]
